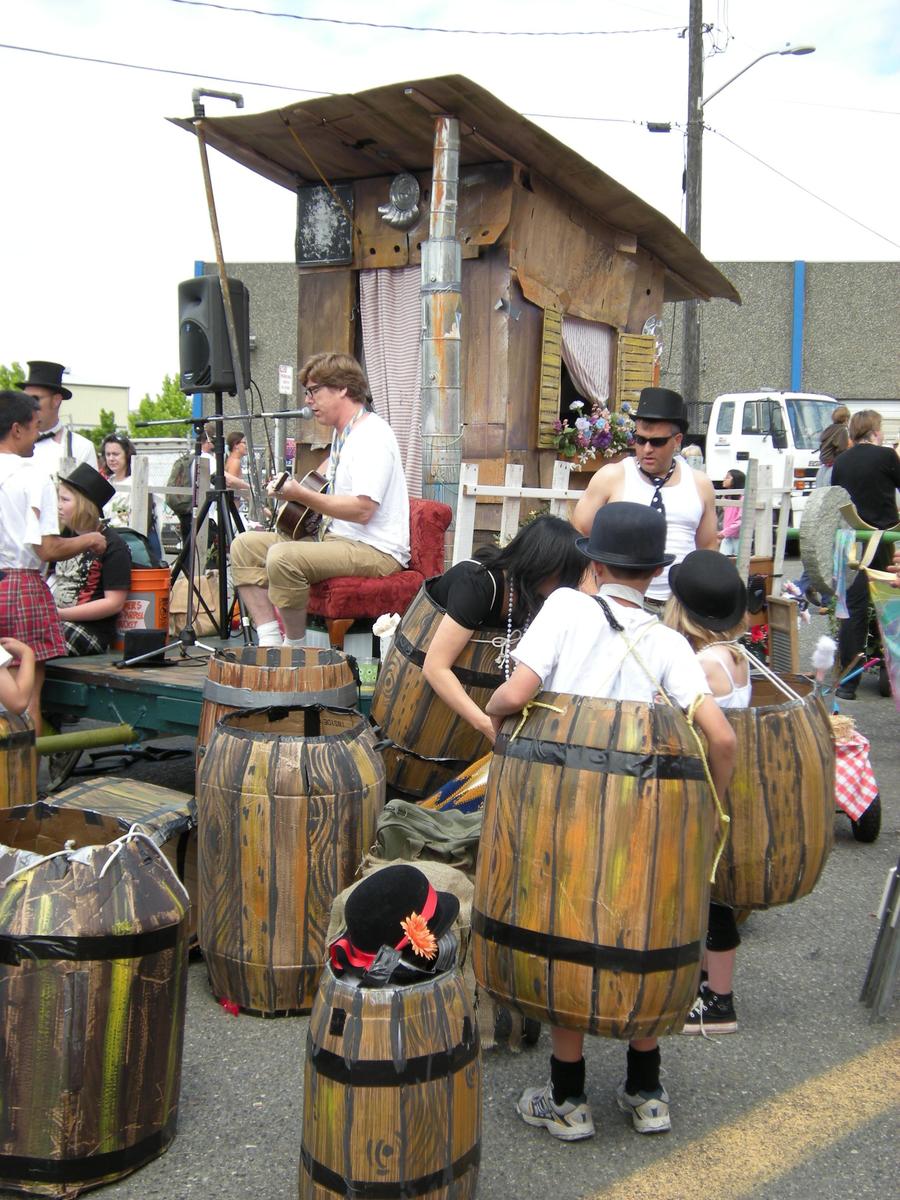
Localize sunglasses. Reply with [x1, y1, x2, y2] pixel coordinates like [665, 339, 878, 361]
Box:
[633, 433, 675, 448]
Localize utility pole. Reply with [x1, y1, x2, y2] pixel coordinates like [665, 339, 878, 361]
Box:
[681, 0, 704, 431]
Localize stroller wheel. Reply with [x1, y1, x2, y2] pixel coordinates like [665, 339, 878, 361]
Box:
[851, 795, 881, 844]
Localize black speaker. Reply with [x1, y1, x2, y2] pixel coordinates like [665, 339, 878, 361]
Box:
[178, 275, 250, 395]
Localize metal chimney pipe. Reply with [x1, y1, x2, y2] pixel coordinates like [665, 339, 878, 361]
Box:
[420, 115, 462, 504]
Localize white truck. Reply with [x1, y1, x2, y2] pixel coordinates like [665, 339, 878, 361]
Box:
[705, 391, 900, 528]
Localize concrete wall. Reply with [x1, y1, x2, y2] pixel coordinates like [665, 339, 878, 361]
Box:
[660, 261, 899, 423]
[67, 383, 129, 427]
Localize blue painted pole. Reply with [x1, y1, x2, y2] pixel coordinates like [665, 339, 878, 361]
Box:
[791, 260, 806, 392]
[191, 259, 205, 420]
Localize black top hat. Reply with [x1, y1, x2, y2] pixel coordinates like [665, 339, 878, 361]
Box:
[330, 864, 460, 975]
[576, 501, 675, 570]
[635, 387, 687, 432]
[668, 550, 748, 631]
[59, 463, 116, 512]
[16, 361, 72, 401]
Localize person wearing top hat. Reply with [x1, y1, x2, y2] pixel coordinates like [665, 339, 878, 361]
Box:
[51, 464, 132, 656]
[486, 502, 736, 1142]
[573, 387, 718, 610]
[0, 391, 108, 725]
[16, 361, 96, 474]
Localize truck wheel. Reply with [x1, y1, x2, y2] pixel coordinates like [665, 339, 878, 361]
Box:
[851, 795, 881, 843]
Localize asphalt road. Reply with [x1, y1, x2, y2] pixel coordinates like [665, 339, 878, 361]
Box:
[7, 564, 898, 1200]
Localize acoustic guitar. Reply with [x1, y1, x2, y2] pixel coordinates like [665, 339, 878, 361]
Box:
[270, 470, 328, 541]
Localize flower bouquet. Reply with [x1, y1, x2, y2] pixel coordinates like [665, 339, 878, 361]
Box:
[552, 400, 636, 467]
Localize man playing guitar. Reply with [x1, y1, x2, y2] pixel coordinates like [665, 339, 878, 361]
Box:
[231, 354, 409, 648]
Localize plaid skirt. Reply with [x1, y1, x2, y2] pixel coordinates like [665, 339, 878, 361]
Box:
[61, 620, 109, 658]
[0, 569, 68, 661]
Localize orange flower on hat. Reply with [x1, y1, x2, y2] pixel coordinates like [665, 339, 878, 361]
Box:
[400, 911, 438, 960]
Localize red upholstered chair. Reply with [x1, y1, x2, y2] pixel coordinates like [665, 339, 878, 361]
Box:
[306, 498, 452, 649]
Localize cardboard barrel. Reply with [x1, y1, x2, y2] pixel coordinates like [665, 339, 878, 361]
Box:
[712, 674, 835, 910]
[0, 777, 199, 944]
[300, 964, 481, 1200]
[472, 692, 717, 1040]
[197, 705, 385, 1015]
[196, 645, 359, 758]
[370, 585, 506, 798]
[0, 837, 189, 1197]
[0, 711, 37, 810]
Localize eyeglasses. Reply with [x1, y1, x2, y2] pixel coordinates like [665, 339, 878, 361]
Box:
[633, 433, 675, 448]
[304, 384, 326, 399]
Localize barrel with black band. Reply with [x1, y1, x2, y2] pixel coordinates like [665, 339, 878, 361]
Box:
[472, 691, 717, 1039]
[0, 836, 189, 1196]
[370, 586, 506, 799]
[197, 704, 385, 1015]
[713, 674, 834, 910]
[197, 645, 359, 759]
[300, 963, 481, 1200]
[0, 711, 37, 811]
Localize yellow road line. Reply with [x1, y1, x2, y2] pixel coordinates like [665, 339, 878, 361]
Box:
[588, 1038, 900, 1200]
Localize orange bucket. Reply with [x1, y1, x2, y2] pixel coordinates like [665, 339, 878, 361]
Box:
[112, 567, 171, 651]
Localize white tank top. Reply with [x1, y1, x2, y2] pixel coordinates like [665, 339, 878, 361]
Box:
[698, 645, 752, 710]
[620, 455, 703, 602]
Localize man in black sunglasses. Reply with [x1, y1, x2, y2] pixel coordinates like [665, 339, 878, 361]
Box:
[573, 388, 718, 609]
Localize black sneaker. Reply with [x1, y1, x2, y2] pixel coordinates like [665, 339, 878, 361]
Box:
[681, 989, 737, 1035]
[835, 684, 858, 700]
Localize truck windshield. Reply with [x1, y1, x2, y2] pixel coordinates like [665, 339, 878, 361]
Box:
[786, 400, 835, 450]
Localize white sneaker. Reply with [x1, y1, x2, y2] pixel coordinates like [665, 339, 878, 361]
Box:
[616, 1082, 671, 1133]
[517, 1081, 595, 1141]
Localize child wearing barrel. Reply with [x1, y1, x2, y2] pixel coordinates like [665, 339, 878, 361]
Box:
[664, 549, 749, 1034]
[52, 464, 132, 656]
[486, 502, 736, 1140]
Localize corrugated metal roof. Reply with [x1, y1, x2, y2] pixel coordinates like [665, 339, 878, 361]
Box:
[171, 74, 738, 304]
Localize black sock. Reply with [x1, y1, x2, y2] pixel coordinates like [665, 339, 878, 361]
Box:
[626, 1046, 661, 1095]
[550, 1055, 585, 1105]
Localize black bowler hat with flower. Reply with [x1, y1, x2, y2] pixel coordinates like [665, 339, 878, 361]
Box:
[329, 864, 460, 976]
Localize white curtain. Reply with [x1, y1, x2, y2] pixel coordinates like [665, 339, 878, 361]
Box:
[561, 316, 614, 407]
[360, 266, 423, 498]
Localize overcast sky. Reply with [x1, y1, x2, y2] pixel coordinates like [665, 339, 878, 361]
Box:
[1, 0, 897, 406]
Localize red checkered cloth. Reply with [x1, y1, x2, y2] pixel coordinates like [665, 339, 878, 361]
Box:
[0, 569, 67, 661]
[834, 731, 879, 820]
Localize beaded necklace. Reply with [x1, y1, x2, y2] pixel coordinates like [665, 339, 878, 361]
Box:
[499, 579, 530, 680]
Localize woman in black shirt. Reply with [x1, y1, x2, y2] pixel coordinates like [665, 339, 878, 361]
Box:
[423, 515, 585, 742]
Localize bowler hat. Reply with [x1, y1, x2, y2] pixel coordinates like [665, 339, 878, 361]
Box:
[330, 864, 460, 974]
[60, 463, 116, 512]
[16, 361, 72, 401]
[668, 550, 748, 631]
[575, 501, 675, 570]
[635, 387, 687, 432]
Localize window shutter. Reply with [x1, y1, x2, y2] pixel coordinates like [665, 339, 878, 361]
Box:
[615, 332, 655, 409]
[537, 306, 563, 447]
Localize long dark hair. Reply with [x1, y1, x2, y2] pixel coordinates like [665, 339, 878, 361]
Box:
[477, 514, 584, 626]
[100, 432, 135, 477]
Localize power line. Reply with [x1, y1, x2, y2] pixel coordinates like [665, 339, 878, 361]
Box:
[0, 40, 333, 94]
[168, 0, 684, 37]
[706, 124, 900, 251]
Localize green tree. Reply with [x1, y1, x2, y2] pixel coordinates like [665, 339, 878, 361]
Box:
[0, 362, 26, 390]
[77, 408, 118, 452]
[129, 373, 191, 438]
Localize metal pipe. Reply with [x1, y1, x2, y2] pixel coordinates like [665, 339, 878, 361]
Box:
[420, 115, 462, 505]
[36, 725, 138, 756]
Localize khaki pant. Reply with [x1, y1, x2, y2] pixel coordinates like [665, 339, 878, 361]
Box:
[230, 530, 403, 611]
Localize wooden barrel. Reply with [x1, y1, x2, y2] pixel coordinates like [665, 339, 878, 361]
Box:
[0, 711, 37, 811]
[196, 645, 358, 757]
[0, 836, 189, 1196]
[370, 585, 506, 798]
[712, 674, 835, 910]
[0, 777, 199, 945]
[472, 692, 717, 1040]
[197, 705, 385, 1015]
[300, 963, 480, 1200]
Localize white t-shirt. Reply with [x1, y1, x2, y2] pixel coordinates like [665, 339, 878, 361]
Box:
[513, 586, 710, 709]
[327, 412, 410, 566]
[31, 428, 97, 476]
[0, 453, 60, 570]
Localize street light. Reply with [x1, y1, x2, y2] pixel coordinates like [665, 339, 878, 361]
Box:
[680, 12, 816, 430]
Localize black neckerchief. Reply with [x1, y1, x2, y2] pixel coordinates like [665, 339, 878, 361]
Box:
[639, 460, 677, 515]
